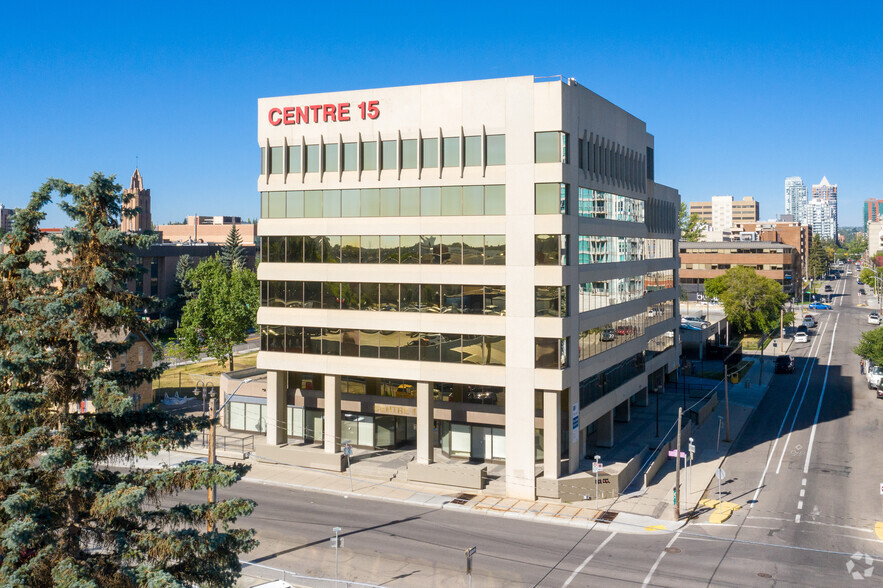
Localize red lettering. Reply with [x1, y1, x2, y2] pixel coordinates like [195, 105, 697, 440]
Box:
[323, 103, 336, 122]
[367, 100, 380, 119]
[268, 108, 282, 126]
[310, 104, 322, 122]
[295, 106, 310, 124]
[270, 101, 377, 125]
[338, 102, 350, 121]
[358, 101, 366, 119]
[282, 107, 294, 125]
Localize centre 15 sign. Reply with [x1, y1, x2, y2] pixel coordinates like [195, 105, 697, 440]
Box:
[268, 101, 379, 126]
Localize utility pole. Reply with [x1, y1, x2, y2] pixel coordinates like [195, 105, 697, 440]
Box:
[674, 407, 682, 520]
[207, 391, 217, 532]
[780, 307, 784, 352]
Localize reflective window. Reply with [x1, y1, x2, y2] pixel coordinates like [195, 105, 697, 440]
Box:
[323, 190, 341, 218]
[268, 191, 285, 218]
[422, 138, 438, 168]
[286, 191, 304, 218]
[324, 143, 338, 172]
[443, 137, 459, 167]
[441, 186, 462, 216]
[381, 140, 397, 170]
[269, 147, 283, 174]
[342, 143, 357, 171]
[361, 189, 380, 217]
[400, 235, 419, 263]
[380, 188, 399, 217]
[304, 190, 322, 218]
[535, 132, 562, 163]
[486, 135, 505, 165]
[286, 236, 303, 263]
[341, 190, 359, 217]
[400, 187, 419, 216]
[380, 235, 399, 264]
[485, 185, 505, 215]
[288, 145, 301, 174]
[535, 235, 568, 265]
[441, 236, 462, 264]
[360, 236, 379, 264]
[402, 139, 418, 169]
[535, 286, 567, 317]
[362, 141, 377, 171]
[463, 186, 484, 215]
[421, 187, 441, 216]
[341, 236, 360, 263]
[306, 145, 320, 173]
[464, 136, 481, 166]
[536, 183, 567, 215]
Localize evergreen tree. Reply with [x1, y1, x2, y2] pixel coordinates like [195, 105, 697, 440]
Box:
[808, 234, 828, 279]
[0, 173, 256, 586]
[177, 255, 258, 372]
[220, 225, 245, 271]
[679, 202, 705, 242]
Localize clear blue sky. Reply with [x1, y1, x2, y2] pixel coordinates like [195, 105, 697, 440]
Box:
[1, 1, 880, 228]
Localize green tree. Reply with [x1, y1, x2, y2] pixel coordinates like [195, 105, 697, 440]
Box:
[808, 234, 828, 279]
[220, 225, 245, 271]
[846, 234, 868, 258]
[177, 255, 258, 371]
[855, 327, 883, 365]
[0, 174, 256, 586]
[679, 202, 705, 242]
[704, 266, 789, 333]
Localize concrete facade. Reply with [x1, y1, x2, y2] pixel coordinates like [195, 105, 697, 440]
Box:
[679, 241, 800, 299]
[741, 220, 810, 288]
[122, 169, 151, 233]
[689, 196, 759, 233]
[254, 76, 681, 499]
[156, 215, 257, 245]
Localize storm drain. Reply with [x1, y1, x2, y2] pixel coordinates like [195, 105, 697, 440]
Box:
[596, 510, 619, 524]
[451, 493, 477, 505]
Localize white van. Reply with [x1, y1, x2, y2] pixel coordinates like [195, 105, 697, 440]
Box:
[867, 362, 883, 389]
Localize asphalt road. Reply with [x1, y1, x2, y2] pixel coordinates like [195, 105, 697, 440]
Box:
[184, 265, 881, 586]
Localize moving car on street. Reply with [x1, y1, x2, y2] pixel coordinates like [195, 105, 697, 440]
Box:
[868, 312, 881, 325]
[775, 355, 795, 373]
[802, 315, 816, 328]
[794, 331, 808, 343]
[808, 302, 831, 310]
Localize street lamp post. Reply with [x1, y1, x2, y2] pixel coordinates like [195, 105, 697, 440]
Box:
[206, 377, 253, 532]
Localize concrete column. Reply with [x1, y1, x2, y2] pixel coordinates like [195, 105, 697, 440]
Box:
[614, 399, 630, 423]
[596, 410, 614, 448]
[416, 381, 434, 464]
[543, 390, 560, 479]
[323, 374, 340, 454]
[635, 386, 650, 407]
[266, 370, 287, 446]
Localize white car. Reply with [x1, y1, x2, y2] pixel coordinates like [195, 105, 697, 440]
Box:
[868, 365, 883, 389]
[681, 316, 710, 327]
[794, 331, 808, 343]
[869, 312, 881, 325]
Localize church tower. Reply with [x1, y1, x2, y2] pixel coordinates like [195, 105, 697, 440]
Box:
[122, 168, 151, 232]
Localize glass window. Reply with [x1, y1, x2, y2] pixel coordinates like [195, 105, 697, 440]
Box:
[535, 183, 563, 215]
[443, 137, 459, 167]
[304, 236, 322, 263]
[380, 283, 399, 311]
[285, 236, 302, 263]
[420, 334, 440, 362]
[378, 332, 399, 360]
[485, 286, 505, 315]
[323, 282, 341, 309]
[487, 335, 505, 365]
[380, 235, 399, 264]
[341, 236, 360, 263]
[485, 185, 505, 215]
[261, 192, 268, 219]
[361, 189, 380, 217]
[266, 326, 284, 352]
[342, 142, 357, 171]
[285, 281, 302, 308]
[323, 190, 341, 218]
[464, 136, 481, 166]
[441, 186, 462, 216]
[304, 327, 321, 353]
[321, 328, 341, 356]
[286, 191, 304, 218]
[341, 283, 359, 310]
[285, 326, 303, 352]
[462, 186, 483, 215]
[442, 285, 462, 313]
[380, 188, 399, 217]
[341, 189, 360, 217]
[268, 281, 285, 307]
[267, 237, 285, 263]
[288, 145, 301, 174]
[420, 284, 440, 312]
[306, 144, 320, 172]
[362, 141, 377, 171]
[422, 138, 438, 168]
[402, 139, 418, 169]
[268, 191, 285, 218]
[360, 236, 379, 263]
[360, 283, 379, 310]
[323, 236, 340, 263]
[420, 236, 440, 264]
[359, 330, 379, 358]
[303, 282, 321, 308]
[535, 286, 559, 317]
[269, 147, 283, 174]
[401, 283, 418, 311]
[324, 143, 338, 172]
[486, 135, 505, 165]
[441, 236, 462, 264]
[420, 187, 441, 216]
[260, 148, 266, 175]
[485, 235, 505, 265]
[400, 235, 420, 263]
[381, 140, 397, 170]
[535, 338, 559, 369]
[462, 285, 483, 315]
[304, 190, 322, 218]
[400, 187, 419, 216]
[535, 132, 561, 163]
[341, 329, 359, 357]
[441, 333, 462, 363]
[462, 235, 484, 264]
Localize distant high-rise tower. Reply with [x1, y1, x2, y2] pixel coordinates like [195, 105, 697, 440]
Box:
[784, 177, 807, 224]
[864, 199, 883, 233]
[808, 176, 838, 241]
[122, 168, 151, 233]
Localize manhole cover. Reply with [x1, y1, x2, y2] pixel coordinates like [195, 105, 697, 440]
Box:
[451, 493, 476, 505]
[664, 547, 681, 554]
[757, 572, 772, 578]
[596, 511, 618, 524]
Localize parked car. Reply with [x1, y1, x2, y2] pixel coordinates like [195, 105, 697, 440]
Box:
[868, 365, 883, 389]
[679, 323, 702, 331]
[802, 315, 816, 328]
[600, 328, 616, 342]
[877, 384, 883, 400]
[869, 312, 881, 325]
[794, 331, 808, 343]
[808, 302, 832, 310]
[681, 315, 710, 326]
[775, 355, 795, 374]
[824, 285, 833, 292]
[615, 324, 635, 336]
[859, 289, 866, 296]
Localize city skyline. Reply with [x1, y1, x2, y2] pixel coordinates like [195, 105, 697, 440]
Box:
[1, 2, 881, 228]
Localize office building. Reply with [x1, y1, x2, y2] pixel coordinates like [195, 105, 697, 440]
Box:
[156, 215, 256, 245]
[0, 203, 14, 233]
[863, 199, 883, 233]
[784, 177, 807, 225]
[252, 75, 681, 500]
[679, 241, 800, 299]
[741, 220, 810, 288]
[689, 196, 759, 233]
[808, 176, 838, 241]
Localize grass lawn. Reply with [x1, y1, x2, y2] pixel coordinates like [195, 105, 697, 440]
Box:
[153, 351, 258, 396]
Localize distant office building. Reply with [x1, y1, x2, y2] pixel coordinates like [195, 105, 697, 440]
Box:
[689, 196, 759, 232]
[863, 199, 883, 233]
[808, 176, 838, 241]
[679, 241, 800, 300]
[741, 220, 810, 288]
[122, 169, 152, 233]
[156, 215, 256, 245]
[867, 221, 883, 258]
[784, 177, 807, 224]
[0, 203, 15, 233]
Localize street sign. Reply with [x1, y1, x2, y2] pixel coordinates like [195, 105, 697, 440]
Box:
[330, 537, 343, 549]
[343, 444, 353, 457]
[465, 546, 476, 575]
[879, 483, 883, 496]
[688, 443, 696, 454]
[715, 468, 726, 480]
[668, 450, 686, 458]
[592, 462, 603, 473]
[466, 546, 476, 557]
